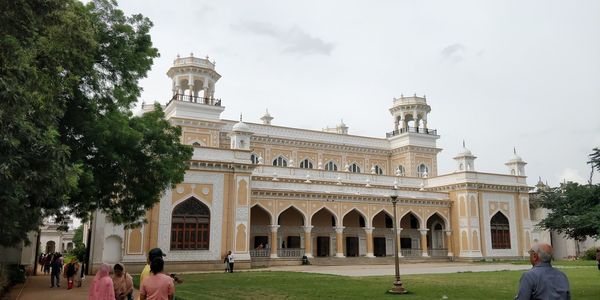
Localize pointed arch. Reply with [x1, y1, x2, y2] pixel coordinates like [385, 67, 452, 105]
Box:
[342, 208, 368, 228]
[371, 209, 394, 229]
[171, 197, 210, 250]
[425, 212, 449, 229]
[490, 211, 511, 249]
[250, 203, 273, 225]
[325, 161, 338, 171]
[349, 162, 361, 173]
[299, 158, 314, 169]
[400, 210, 423, 229]
[310, 206, 339, 227]
[276, 205, 306, 226]
[250, 153, 260, 164]
[273, 155, 288, 167]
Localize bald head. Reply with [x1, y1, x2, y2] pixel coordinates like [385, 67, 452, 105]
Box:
[530, 243, 553, 263]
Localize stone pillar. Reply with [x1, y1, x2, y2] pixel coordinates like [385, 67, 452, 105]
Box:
[270, 225, 279, 258]
[364, 227, 374, 258]
[303, 226, 313, 258]
[419, 229, 429, 257]
[445, 230, 454, 257]
[335, 227, 345, 257]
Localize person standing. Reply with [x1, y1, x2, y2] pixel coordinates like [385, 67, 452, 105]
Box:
[112, 263, 134, 300]
[137, 248, 166, 300]
[50, 254, 62, 288]
[88, 264, 115, 300]
[227, 251, 235, 273]
[43, 253, 52, 275]
[139, 257, 175, 300]
[515, 243, 570, 300]
[65, 258, 79, 289]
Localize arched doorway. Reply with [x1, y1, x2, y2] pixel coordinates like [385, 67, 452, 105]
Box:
[400, 212, 421, 256]
[250, 205, 272, 257]
[491, 212, 511, 249]
[277, 206, 305, 256]
[170, 197, 210, 250]
[371, 210, 394, 257]
[311, 208, 337, 257]
[426, 213, 447, 256]
[45, 241, 56, 253]
[342, 209, 367, 257]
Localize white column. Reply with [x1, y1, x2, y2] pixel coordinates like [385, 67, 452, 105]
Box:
[303, 226, 313, 258]
[335, 226, 345, 257]
[419, 229, 429, 257]
[363, 227, 374, 258]
[270, 225, 279, 258]
[397, 228, 403, 258]
[445, 230, 454, 257]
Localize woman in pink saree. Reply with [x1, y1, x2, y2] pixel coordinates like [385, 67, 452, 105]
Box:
[89, 264, 115, 300]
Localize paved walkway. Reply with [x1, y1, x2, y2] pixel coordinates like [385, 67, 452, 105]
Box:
[5, 273, 90, 300]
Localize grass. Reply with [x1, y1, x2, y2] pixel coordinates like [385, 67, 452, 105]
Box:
[164, 266, 600, 300]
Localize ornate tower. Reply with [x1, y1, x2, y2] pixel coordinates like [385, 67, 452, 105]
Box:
[164, 53, 225, 121]
[506, 148, 527, 176]
[388, 94, 440, 177]
[454, 141, 476, 171]
[230, 116, 253, 150]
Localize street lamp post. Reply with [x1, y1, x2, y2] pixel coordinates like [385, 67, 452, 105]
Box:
[389, 188, 407, 294]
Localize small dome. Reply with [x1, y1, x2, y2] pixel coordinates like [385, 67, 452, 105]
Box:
[456, 141, 473, 157]
[232, 121, 251, 132]
[508, 148, 523, 162]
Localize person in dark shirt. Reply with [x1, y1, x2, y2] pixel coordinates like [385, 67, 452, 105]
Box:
[50, 254, 63, 288]
[515, 243, 570, 300]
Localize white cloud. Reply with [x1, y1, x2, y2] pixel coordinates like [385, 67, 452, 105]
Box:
[441, 43, 466, 62]
[556, 168, 589, 185]
[232, 20, 333, 56]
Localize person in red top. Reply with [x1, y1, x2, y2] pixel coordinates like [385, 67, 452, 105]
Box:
[140, 257, 175, 300]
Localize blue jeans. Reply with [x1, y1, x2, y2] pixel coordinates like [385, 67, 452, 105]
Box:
[51, 273, 60, 287]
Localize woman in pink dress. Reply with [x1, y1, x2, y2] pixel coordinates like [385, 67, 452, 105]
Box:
[89, 264, 115, 300]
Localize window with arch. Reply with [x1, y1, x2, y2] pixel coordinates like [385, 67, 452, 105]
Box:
[349, 163, 361, 173]
[250, 153, 260, 164]
[299, 158, 313, 169]
[490, 212, 511, 249]
[273, 156, 288, 167]
[171, 197, 210, 250]
[396, 165, 405, 176]
[373, 165, 383, 175]
[325, 161, 338, 171]
[417, 164, 429, 177]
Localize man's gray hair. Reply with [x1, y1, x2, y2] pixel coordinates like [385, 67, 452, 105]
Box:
[531, 244, 553, 263]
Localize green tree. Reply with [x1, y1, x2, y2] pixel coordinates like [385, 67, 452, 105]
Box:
[539, 182, 600, 241]
[0, 0, 192, 246]
[588, 147, 600, 183]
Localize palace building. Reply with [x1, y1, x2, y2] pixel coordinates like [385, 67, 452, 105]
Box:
[88, 54, 533, 272]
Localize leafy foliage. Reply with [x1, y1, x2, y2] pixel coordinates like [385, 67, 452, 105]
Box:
[0, 0, 192, 246]
[539, 182, 600, 241]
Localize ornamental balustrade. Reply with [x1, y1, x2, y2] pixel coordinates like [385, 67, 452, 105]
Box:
[249, 249, 270, 257]
[427, 248, 448, 257]
[169, 93, 221, 106]
[386, 127, 438, 138]
[277, 248, 304, 257]
[400, 248, 422, 257]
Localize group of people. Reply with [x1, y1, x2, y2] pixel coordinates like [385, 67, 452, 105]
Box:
[223, 250, 235, 273]
[88, 248, 175, 300]
[39, 252, 83, 289]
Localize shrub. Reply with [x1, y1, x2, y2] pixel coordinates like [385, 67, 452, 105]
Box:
[7, 264, 25, 284]
[583, 247, 598, 260]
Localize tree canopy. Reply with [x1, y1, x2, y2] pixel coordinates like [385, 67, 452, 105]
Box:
[0, 0, 192, 246]
[538, 148, 600, 241]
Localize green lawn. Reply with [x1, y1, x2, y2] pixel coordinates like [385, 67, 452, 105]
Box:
[166, 266, 600, 300]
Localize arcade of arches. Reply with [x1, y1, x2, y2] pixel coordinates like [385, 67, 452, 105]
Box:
[248, 202, 452, 258]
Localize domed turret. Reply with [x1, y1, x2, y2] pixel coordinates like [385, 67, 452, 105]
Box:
[453, 140, 476, 171]
[505, 148, 527, 176]
[230, 114, 253, 150]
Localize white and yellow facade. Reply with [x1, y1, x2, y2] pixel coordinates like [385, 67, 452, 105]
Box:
[89, 55, 533, 272]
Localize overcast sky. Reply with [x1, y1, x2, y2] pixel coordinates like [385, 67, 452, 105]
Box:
[117, 0, 600, 187]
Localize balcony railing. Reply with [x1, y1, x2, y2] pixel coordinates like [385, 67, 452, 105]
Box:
[169, 93, 221, 106]
[277, 248, 304, 257]
[249, 249, 270, 257]
[428, 248, 448, 257]
[400, 248, 422, 257]
[386, 127, 437, 138]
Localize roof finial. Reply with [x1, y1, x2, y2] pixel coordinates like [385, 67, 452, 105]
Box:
[513, 147, 517, 155]
[240, 113, 243, 122]
[462, 140, 465, 148]
[190, 52, 194, 57]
